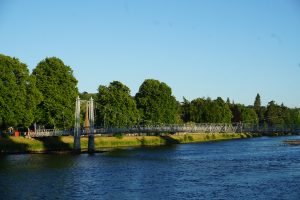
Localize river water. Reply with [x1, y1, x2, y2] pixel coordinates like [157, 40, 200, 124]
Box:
[1, 136, 300, 200]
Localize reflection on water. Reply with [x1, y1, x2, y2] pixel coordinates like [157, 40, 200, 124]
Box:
[0, 154, 76, 171]
[1, 136, 300, 200]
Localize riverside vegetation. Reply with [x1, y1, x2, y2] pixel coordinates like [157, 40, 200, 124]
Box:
[0, 133, 261, 153]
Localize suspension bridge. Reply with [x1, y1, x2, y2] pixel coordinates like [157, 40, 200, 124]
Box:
[27, 97, 300, 152]
[28, 123, 300, 138]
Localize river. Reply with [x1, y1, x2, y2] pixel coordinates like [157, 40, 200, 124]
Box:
[1, 136, 300, 200]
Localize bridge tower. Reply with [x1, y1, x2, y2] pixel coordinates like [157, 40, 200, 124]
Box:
[73, 96, 95, 153]
[74, 96, 81, 152]
[88, 97, 95, 153]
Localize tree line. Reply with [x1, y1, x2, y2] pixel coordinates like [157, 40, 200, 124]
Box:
[0, 53, 299, 131]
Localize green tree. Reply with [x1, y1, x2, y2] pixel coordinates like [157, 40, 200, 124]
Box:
[226, 97, 231, 105]
[265, 101, 284, 127]
[231, 104, 258, 124]
[289, 108, 300, 125]
[188, 97, 232, 123]
[96, 81, 139, 127]
[0, 54, 41, 129]
[253, 93, 267, 126]
[32, 57, 78, 129]
[189, 98, 206, 123]
[79, 91, 97, 101]
[135, 79, 178, 125]
[213, 97, 232, 123]
[181, 97, 191, 122]
[254, 93, 261, 112]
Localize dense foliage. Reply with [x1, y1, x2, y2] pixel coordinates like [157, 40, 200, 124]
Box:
[0, 54, 41, 129]
[181, 93, 299, 128]
[96, 81, 139, 127]
[182, 97, 232, 123]
[79, 92, 97, 101]
[135, 79, 179, 125]
[32, 57, 78, 129]
[230, 104, 258, 124]
[263, 101, 300, 128]
[0, 54, 299, 131]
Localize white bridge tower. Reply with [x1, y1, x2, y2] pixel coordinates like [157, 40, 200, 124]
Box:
[74, 96, 95, 153]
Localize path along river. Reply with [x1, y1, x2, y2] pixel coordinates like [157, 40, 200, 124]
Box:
[1, 136, 300, 199]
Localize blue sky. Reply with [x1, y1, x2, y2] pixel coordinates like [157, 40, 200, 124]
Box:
[1, 0, 300, 107]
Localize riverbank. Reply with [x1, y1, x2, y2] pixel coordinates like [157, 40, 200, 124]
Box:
[0, 133, 260, 154]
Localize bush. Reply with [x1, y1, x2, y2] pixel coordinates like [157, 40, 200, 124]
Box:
[183, 134, 188, 142]
[183, 134, 194, 142]
[187, 135, 194, 141]
[114, 133, 124, 139]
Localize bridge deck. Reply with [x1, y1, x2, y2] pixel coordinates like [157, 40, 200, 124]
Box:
[28, 124, 300, 137]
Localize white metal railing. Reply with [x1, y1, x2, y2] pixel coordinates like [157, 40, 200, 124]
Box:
[28, 129, 70, 137]
[27, 123, 300, 137]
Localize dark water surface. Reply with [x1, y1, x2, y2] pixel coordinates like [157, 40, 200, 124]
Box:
[1, 136, 300, 200]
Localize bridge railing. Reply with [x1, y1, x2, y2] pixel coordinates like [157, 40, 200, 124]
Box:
[27, 123, 300, 137]
[28, 129, 70, 137]
[93, 123, 242, 135]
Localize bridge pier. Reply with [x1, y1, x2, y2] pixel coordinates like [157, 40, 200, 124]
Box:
[74, 135, 81, 153]
[88, 135, 94, 153]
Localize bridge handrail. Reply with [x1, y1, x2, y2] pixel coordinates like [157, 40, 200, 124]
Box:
[27, 123, 300, 137]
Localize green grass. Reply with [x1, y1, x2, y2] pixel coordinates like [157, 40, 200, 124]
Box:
[171, 132, 251, 143]
[0, 133, 255, 153]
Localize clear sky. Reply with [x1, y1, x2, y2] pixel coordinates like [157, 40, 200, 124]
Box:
[1, 0, 300, 107]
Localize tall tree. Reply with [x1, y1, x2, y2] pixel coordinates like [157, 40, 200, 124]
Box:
[32, 57, 78, 129]
[96, 81, 139, 127]
[181, 97, 191, 122]
[189, 97, 232, 123]
[213, 97, 233, 123]
[254, 93, 266, 126]
[79, 91, 97, 101]
[254, 93, 261, 112]
[135, 79, 178, 125]
[289, 108, 300, 125]
[0, 54, 41, 129]
[231, 103, 258, 124]
[265, 101, 284, 127]
[189, 98, 206, 123]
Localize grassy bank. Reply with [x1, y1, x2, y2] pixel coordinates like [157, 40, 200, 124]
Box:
[0, 133, 260, 153]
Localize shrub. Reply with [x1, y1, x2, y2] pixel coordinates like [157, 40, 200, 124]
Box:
[114, 133, 124, 139]
[187, 135, 194, 141]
